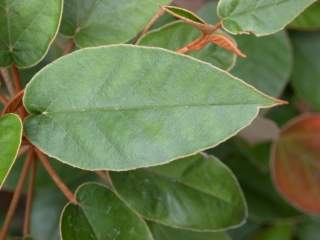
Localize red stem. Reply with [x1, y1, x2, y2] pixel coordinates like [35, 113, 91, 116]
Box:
[0, 150, 33, 239]
[35, 149, 77, 204]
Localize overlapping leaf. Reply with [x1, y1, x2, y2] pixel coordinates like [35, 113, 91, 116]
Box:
[60, 0, 169, 47]
[272, 114, 320, 214]
[0, 0, 62, 68]
[138, 21, 236, 70]
[290, 2, 320, 30]
[110, 154, 247, 231]
[217, 0, 317, 36]
[231, 31, 292, 97]
[291, 32, 320, 110]
[60, 183, 153, 240]
[23, 45, 280, 171]
[0, 114, 22, 188]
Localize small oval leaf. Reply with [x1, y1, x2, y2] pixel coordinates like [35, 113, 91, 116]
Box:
[23, 45, 280, 171]
[0, 113, 23, 188]
[0, 0, 63, 68]
[218, 0, 317, 36]
[272, 114, 320, 214]
[110, 154, 247, 231]
[60, 183, 153, 240]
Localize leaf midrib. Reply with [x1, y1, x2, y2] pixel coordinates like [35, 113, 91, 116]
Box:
[30, 103, 260, 115]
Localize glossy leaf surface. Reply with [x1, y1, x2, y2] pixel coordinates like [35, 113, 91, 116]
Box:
[291, 32, 320, 110]
[231, 31, 292, 97]
[217, 0, 317, 36]
[111, 154, 247, 231]
[60, 183, 153, 240]
[0, 0, 62, 68]
[272, 114, 320, 214]
[290, 2, 320, 30]
[138, 21, 236, 70]
[0, 114, 22, 188]
[149, 222, 231, 240]
[60, 0, 169, 47]
[24, 45, 279, 171]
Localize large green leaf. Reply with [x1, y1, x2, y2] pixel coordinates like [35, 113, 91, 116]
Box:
[60, 0, 169, 47]
[217, 0, 317, 36]
[231, 31, 292, 97]
[0, 0, 63, 68]
[0, 113, 22, 188]
[23, 45, 280, 171]
[60, 183, 153, 240]
[149, 222, 231, 240]
[290, 2, 320, 30]
[291, 32, 320, 110]
[138, 21, 236, 70]
[110, 154, 247, 231]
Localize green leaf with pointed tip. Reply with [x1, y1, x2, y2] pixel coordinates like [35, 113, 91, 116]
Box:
[231, 31, 292, 97]
[290, 2, 320, 30]
[0, 0, 63, 68]
[60, 183, 153, 240]
[149, 222, 231, 240]
[110, 154, 247, 231]
[217, 0, 317, 36]
[163, 6, 206, 24]
[0, 114, 22, 188]
[23, 45, 279, 171]
[60, 0, 170, 48]
[291, 32, 320, 111]
[138, 21, 236, 70]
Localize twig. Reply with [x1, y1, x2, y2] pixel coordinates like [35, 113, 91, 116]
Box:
[137, 8, 165, 41]
[23, 151, 37, 236]
[35, 149, 77, 204]
[63, 39, 75, 55]
[11, 64, 22, 93]
[1, 90, 24, 115]
[0, 68, 15, 97]
[0, 93, 9, 105]
[0, 150, 33, 239]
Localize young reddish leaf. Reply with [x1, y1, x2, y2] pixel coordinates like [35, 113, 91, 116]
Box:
[272, 114, 320, 214]
[209, 33, 246, 58]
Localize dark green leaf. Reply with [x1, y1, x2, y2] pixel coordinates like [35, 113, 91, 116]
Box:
[0, 0, 62, 68]
[0, 114, 22, 188]
[60, 0, 170, 47]
[218, 0, 317, 36]
[162, 6, 206, 24]
[110, 154, 247, 231]
[149, 222, 231, 240]
[138, 21, 236, 70]
[60, 183, 153, 240]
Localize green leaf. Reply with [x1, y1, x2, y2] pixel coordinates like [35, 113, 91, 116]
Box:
[231, 31, 292, 97]
[60, 0, 169, 48]
[217, 0, 317, 36]
[138, 21, 236, 70]
[296, 218, 320, 240]
[291, 32, 320, 110]
[0, 0, 63, 68]
[254, 223, 294, 240]
[290, 2, 320, 30]
[60, 183, 153, 240]
[110, 154, 247, 231]
[23, 45, 280, 171]
[197, 1, 220, 24]
[149, 222, 231, 240]
[0, 113, 22, 188]
[162, 6, 206, 24]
